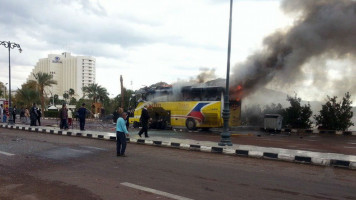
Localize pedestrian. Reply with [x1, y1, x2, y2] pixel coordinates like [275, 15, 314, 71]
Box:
[20, 107, 25, 122]
[68, 108, 73, 128]
[24, 107, 30, 124]
[78, 103, 87, 131]
[126, 109, 130, 130]
[37, 108, 42, 126]
[138, 105, 150, 138]
[112, 108, 119, 124]
[116, 112, 129, 157]
[0, 104, 3, 123]
[12, 105, 17, 123]
[30, 103, 38, 126]
[59, 104, 68, 130]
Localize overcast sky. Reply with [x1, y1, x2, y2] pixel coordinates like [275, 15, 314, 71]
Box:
[0, 0, 292, 97]
[2, 0, 353, 105]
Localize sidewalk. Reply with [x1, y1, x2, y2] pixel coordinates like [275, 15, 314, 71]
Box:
[1, 123, 355, 170]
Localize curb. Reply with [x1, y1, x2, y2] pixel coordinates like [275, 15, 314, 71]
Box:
[280, 128, 356, 136]
[1, 124, 355, 170]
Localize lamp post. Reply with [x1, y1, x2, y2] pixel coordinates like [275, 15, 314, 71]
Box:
[4, 83, 8, 99]
[1, 41, 22, 125]
[219, 0, 233, 146]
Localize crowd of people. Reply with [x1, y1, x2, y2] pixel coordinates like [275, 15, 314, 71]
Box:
[1, 102, 151, 157]
[0, 103, 42, 125]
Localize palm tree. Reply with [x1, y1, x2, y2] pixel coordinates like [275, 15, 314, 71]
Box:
[63, 92, 69, 103]
[33, 72, 57, 111]
[68, 88, 75, 99]
[0, 81, 4, 98]
[16, 88, 39, 108]
[82, 83, 108, 103]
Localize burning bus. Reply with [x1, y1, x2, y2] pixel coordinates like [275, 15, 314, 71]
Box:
[129, 85, 241, 130]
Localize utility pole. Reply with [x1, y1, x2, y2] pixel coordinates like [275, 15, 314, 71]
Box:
[219, 0, 233, 146]
[120, 75, 124, 109]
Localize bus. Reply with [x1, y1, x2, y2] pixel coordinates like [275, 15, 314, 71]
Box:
[129, 86, 241, 130]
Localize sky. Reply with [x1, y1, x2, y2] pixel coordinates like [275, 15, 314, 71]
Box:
[0, 0, 291, 96]
[0, 0, 354, 105]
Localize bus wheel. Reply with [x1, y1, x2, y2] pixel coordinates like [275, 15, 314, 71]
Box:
[186, 118, 196, 130]
[133, 121, 139, 128]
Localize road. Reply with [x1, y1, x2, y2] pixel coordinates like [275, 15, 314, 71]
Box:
[1, 128, 356, 200]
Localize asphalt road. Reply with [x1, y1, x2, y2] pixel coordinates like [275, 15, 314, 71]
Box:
[1, 128, 356, 200]
[29, 118, 356, 155]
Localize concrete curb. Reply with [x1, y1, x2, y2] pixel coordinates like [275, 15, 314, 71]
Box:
[280, 128, 356, 136]
[1, 124, 355, 170]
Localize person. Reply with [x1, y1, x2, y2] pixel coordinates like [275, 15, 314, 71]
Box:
[138, 105, 150, 138]
[68, 108, 73, 128]
[112, 109, 119, 124]
[30, 103, 38, 126]
[0, 104, 3, 123]
[12, 105, 17, 123]
[100, 107, 105, 120]
[78, 103, 87, 131]
[126, 109, 130, 130]
[37, 108, 42, 126]
[116, 112, 129, 157]
[24, 108, 30, 124]
[20, 107, 25, 122]
[59, 104, 68, 130]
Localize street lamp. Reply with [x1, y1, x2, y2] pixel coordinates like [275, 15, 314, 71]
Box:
[4, 83, 8, 99]
[1, 41, 22, 125]
[219, 0, 233, 146]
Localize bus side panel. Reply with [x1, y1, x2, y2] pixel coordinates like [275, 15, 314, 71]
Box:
[129, 102, 144, 125]
[199, 101, 222, 128]
[229, 101, 241, 127]
[170, 102, 195, 127]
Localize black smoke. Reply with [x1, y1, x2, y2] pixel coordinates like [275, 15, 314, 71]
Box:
[231, 0, 356, 99]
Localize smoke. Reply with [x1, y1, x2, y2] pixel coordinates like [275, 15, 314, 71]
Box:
[231, 0, 356, 100]
[190, 68, 217, 84]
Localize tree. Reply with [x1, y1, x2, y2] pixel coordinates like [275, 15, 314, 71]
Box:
[68, 88, 75, 99]
[82, 83, 109, 103]
[63, 92, 69, 102]
[33, 72, 57, 110]
[283, 94, 313, 129]
[314, 92, 354, 131]
[263, 103, 284, 115]
[69, 97, 77, 105]
[0, 81, 4, 98]
[14, 80, 40, 108]
[110, 89, 135, 112]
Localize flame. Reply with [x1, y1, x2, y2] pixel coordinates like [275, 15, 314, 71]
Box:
[229, 84, 243, 102]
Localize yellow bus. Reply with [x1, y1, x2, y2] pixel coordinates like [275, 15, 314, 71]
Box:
[129, 86, 241, 130]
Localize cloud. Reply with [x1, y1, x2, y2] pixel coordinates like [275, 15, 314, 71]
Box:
[1, 0, 295, 100]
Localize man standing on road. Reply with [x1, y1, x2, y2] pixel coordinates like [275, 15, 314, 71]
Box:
[30, 103, 38, 126]
[116, 112, 129, 157]
[59, 104, 68, 130]
[138, 105, 150, 138]
[78, 103, 87, 131]
[12, 105, 17, 123]
[67, 108, 73, 128]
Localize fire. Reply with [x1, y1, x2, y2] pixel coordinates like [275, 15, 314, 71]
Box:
[230, 85, 243, 102]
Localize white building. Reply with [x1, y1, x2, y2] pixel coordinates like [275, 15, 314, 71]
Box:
[27, 52, 96, 99]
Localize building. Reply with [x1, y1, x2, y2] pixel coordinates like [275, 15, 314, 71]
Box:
[27, 52, 96, 99]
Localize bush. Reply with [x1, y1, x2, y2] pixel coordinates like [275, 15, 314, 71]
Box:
[314, 92, 354, 131]
[283, 95, 312, 129]
[44, 110, 59, 118]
